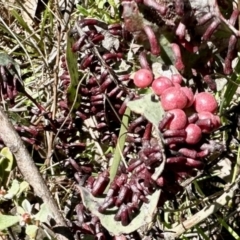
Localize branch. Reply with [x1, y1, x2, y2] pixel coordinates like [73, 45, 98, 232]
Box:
[0, 108, 73, 240]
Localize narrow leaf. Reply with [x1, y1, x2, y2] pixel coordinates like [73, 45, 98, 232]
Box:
[66, 33, 81, 110]
[108, 107, 130, 185]
[76, 5, 89, 16]
[0, 147, 14, 186]
[220, 55, 240, 113]
[10, 10, 41, 45]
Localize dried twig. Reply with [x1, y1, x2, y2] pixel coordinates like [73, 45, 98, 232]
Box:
[0, 108, 73, 240]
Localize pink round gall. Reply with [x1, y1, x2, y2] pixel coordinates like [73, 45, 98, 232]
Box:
[171, 74, 183, 85]
[172, 83, 181, 88]
[133, 69, 153, 88]
[181, 87, 194, 108]
[194, 92, 218, 113]
[161, 86, 188, 110]
[151, 76, 173, 95]
[185, 123, 202, 144]
[167, 109, 187, 130]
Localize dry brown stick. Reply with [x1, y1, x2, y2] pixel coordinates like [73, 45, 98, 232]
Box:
[0, 108, 73, 240]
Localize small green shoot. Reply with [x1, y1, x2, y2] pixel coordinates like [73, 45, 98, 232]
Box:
[108, 107, 131, 186]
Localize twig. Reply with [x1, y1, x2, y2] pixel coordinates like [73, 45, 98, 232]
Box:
[0, 108, 73, 240]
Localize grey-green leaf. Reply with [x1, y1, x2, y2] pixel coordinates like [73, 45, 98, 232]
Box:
[79, 186, 161, 235]
[17, 181, 29, 197]
[26, 225, 38, 239]
[22, 199, 32, 213]
[6, 179, 20, 197]
[0, 215, 20, 230]
[66, 34, 81, 110]
[0, 147, 14, 186]
[127, 93, 165, 128]
[34, 203, 51, 222]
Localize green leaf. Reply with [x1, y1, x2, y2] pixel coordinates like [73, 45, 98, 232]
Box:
[157, 34, 175, 65]
[0, 53, 21, 80]
[22, 199, 32, 213]
[34, 203, 51, 222]
[0, 214, 20, 230]
[17, 206, 25, 215]
[219, 55, 240, 113]
[10, 10, 32, 33]
[127, 93, 165, 128]
[0, 147, 14, 186]
[4, 179, 20, 199]
[97, 0, 107, 9]
[195, 226, 210, 240]
[0, 147, 14, 171]
[26, 225, 38, 239]
[108, 0, 117, 7]
[127, 93, 166, 180]
[79, 186, 161, 235]
[40, 1, 54, 43]
[10, 10, 42, 47]
[17, 181, 29, 197]
[217, 217, 240, 240]
[66, 33, 81, 110]
[108, 107, 131, 187]
[76, 5, 89, 16]
[7, 111, 30, 126]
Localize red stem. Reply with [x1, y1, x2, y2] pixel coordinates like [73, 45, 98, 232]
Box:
[142, 0, 166, 15]
[202, 20, 221, 41]
[171, 43, 185, 71]
[143, 25, 161, 56]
